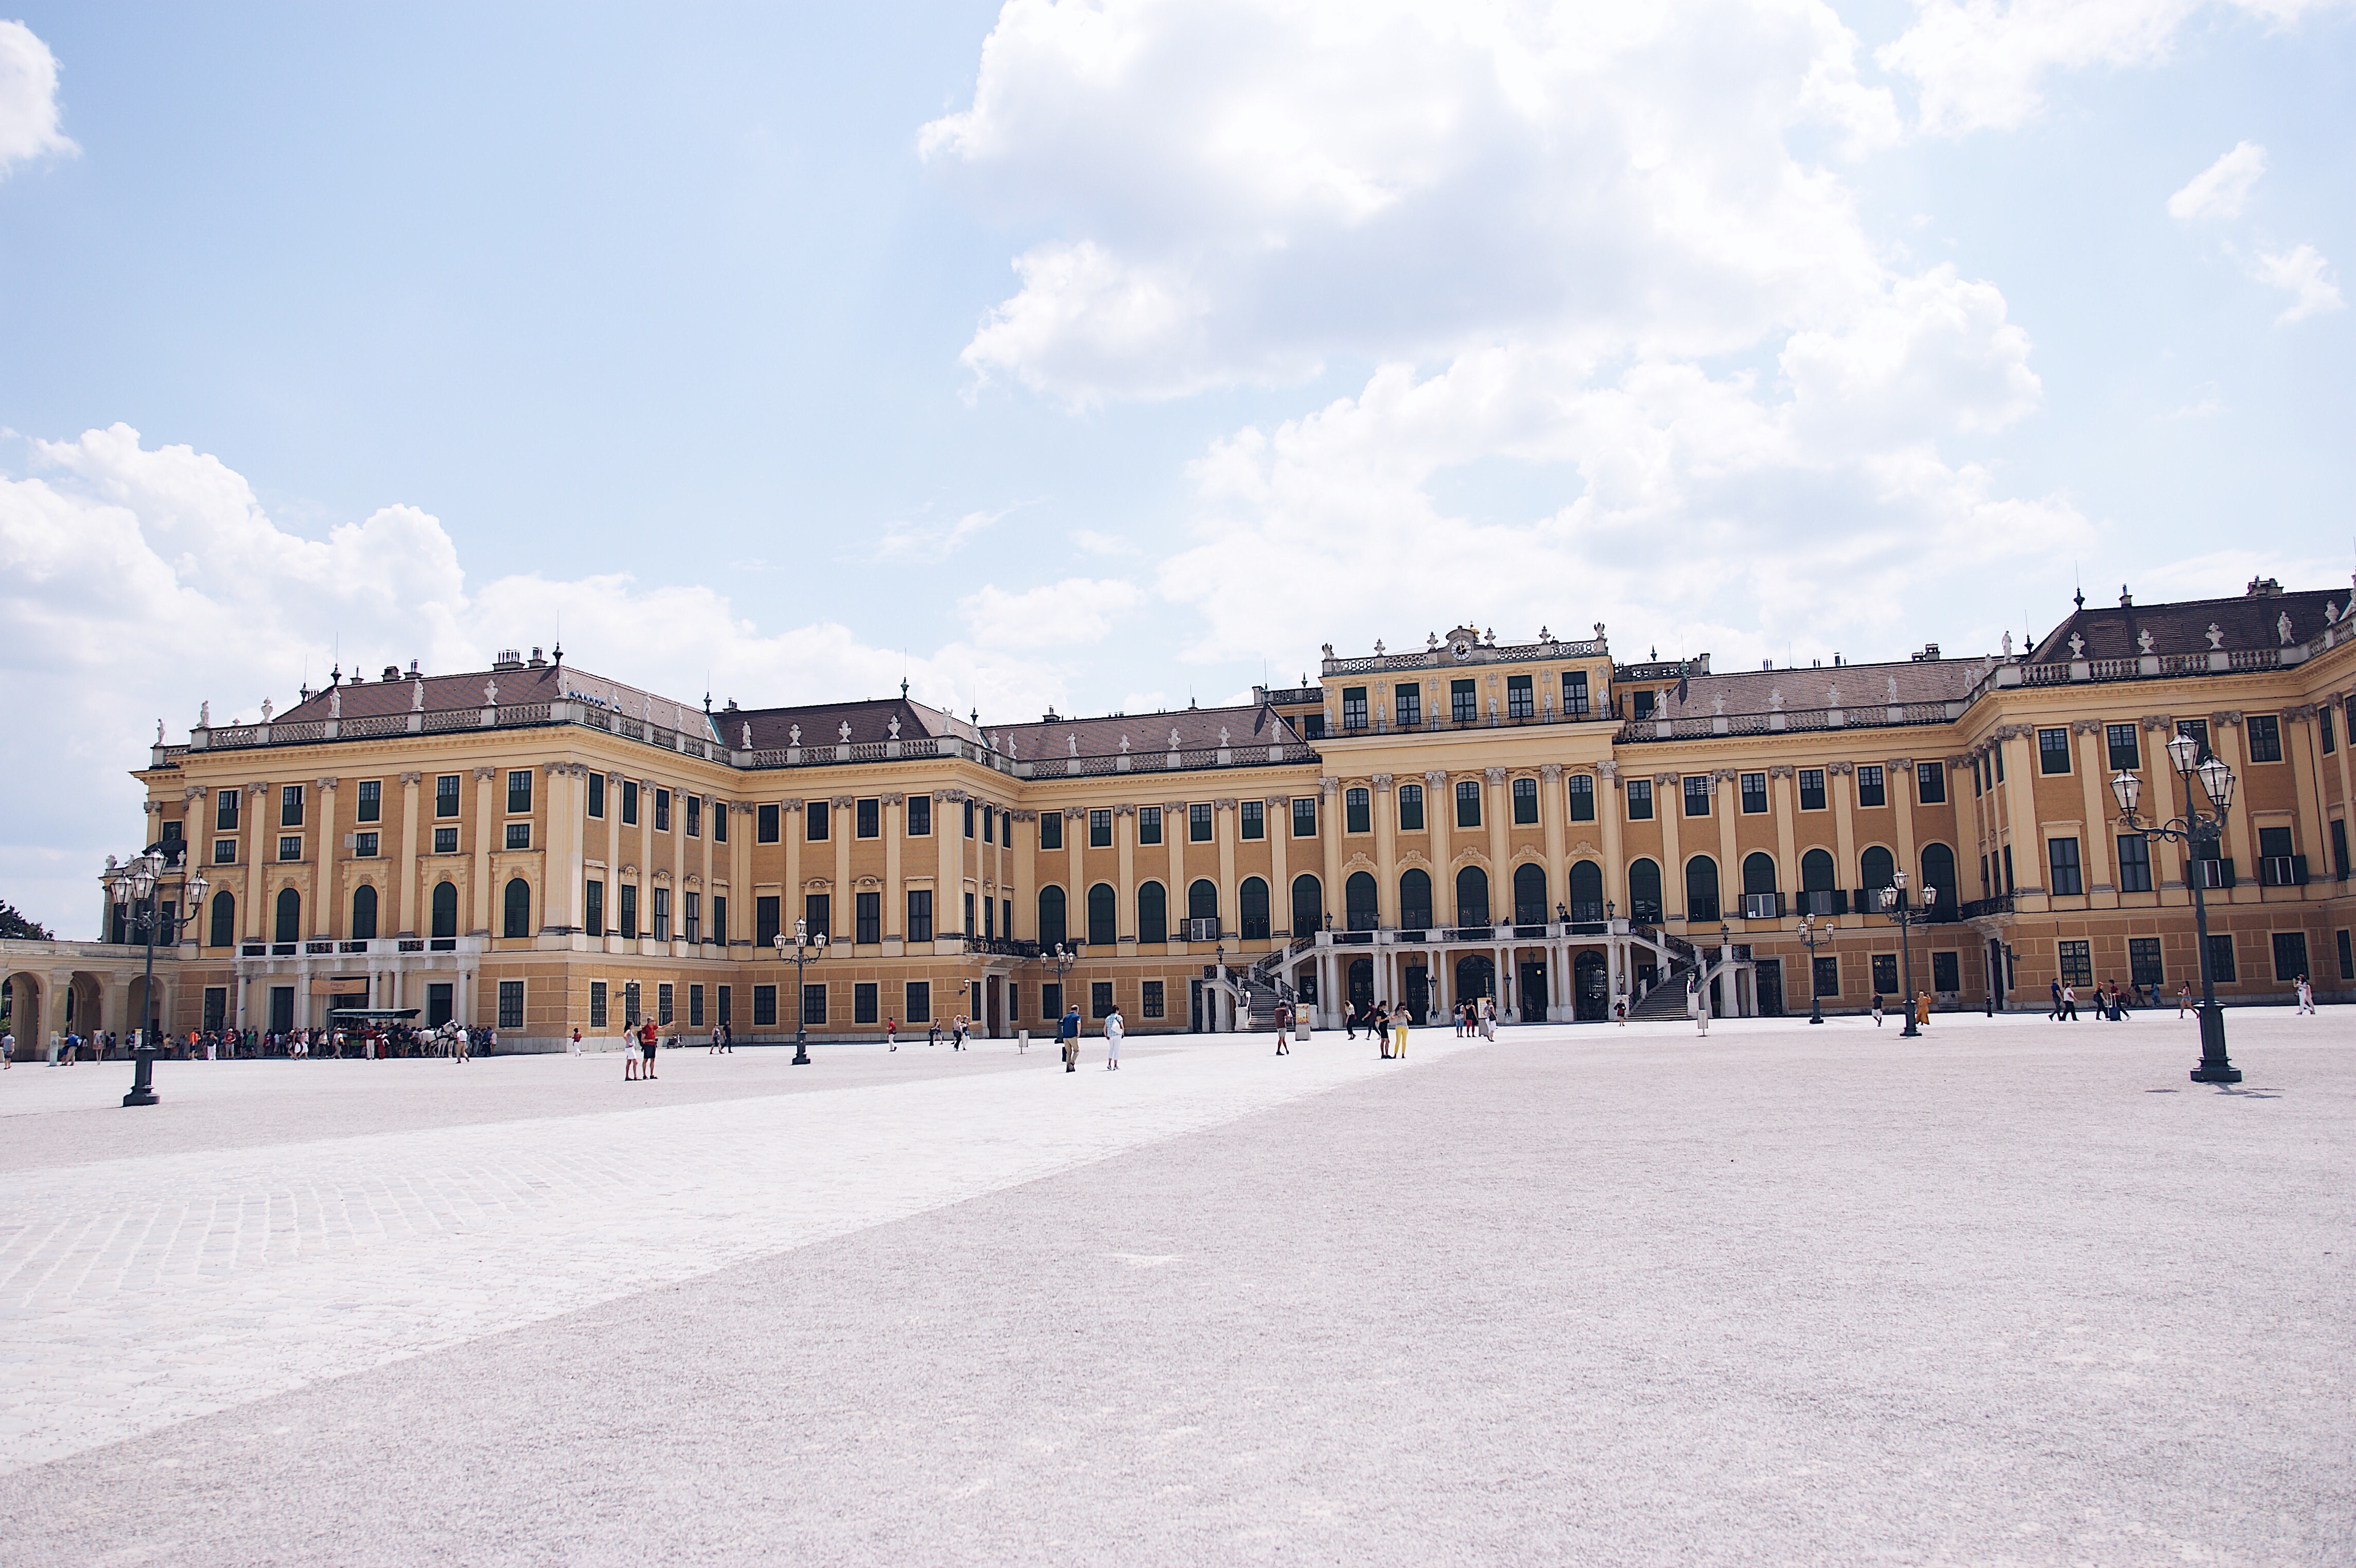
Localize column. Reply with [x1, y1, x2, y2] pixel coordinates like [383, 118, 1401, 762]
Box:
[1830, 763, 1860, 905]
[883, 794, 904, 938]
[789, 797, 810, 936]
[2287, 710, 2326, 896]
[1539, 764, 1566, 917]
[1714, 771, 1737, 919]
[2209, 716, 2257, 895]
[1771, 767, 1798, 907]
[605, 773, 624, 936]
[1998, 734, 2040, 900]
[1216, 798, 1239, 945]
[1598, 763, 1625, 916]
[832, 795, 852, 941]
[1423, 771, 1450, 910]
[546, 766, 582, 932]
[637, 777, 658, 937]
[932, 792, 957, 934]
[396, 773, 422, 936]
[699, 788, 716, 944]
[1012, 806, 1034, 942]
[1165, 800, 1187, 937]
[1115, 805, 1138, 940]
[245, 780, 270, 940]
[1893, 755, 1922, 895]
[1267, 796, 1291, 937]
[1485, 768, 1509, 919]
[1657, 774, 1683, 920]
[1319, 779, 1343, 931]
[313, 775, 339, 937]
[2072, 725, 2113, 903]
[1371, 775, 1398, 926]
[729, 794, 750, 947]
[2142, 720, 2183, 889]
[471, 767, 498, 934]
[1064, 807, 1084, 943]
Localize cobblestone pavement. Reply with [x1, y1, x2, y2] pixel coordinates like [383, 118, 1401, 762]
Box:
[0, 1030, 1467, 1472]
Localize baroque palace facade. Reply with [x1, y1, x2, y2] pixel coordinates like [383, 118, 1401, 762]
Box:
[7, 574, 2354, 1051]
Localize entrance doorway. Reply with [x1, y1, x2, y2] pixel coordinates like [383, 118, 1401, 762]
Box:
[426, 983, 454, 1029]
[269, 985, 294, 1033]
[1754, 958, 1783, 1015]
[1517, 962, 1546, 1022]
[984, 975, 1003, 1038]
[1403, 965, 1429, 1024]
[1454, 955, 1494, 1007]
[1347, 958, 1373, 1017]
[1574, 951, 1608, 1021]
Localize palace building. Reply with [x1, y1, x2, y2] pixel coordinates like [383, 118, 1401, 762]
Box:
[6, 573, 2353, 1051]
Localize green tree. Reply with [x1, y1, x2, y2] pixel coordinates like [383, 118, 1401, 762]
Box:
[0, 899, 55, 940]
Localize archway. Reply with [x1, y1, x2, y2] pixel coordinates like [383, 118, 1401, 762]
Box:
[1861, 845, 1895, 898]
[1684, 856, 1719, 923]
[1628, 859, 1661, 924]
[1347, 957, 1374, 1015]
[1574, 950, 1608, 1021]
[1454, 953, 1495, 1003]
[273, 887, 301, 944]
[1037, 886, 1067, 949]
[1569, 860, 1603, 922]
[430, 880, 458, 940]
[1399, 868, 1432, 930]
[1921, 842, 1958, 915]
[2, 973, 43, 1054]
[1344, 871, 1378, 930]
[208, 890, 238, 949]
[1290, 874, 1322, 937]
[502, 877, 532, 939]
[1086, 883, 1116, 947]
[1239, 877, 1269, 940]
[1455, 866, 1489, 928]
[1512, 863, 1547, 925]
[1135, 880, 1165, 943]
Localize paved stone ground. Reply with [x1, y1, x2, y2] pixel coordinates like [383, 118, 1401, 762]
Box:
[1, 1009, 2348, 1565]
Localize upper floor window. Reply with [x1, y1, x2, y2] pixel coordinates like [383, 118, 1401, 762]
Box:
[806, 799, 830, 840]
[907, 795, 931, 836]
[981, 803, 995, 844]
[356, 779, 381, 824]
[1345, 788, 1371, 834]
[963, 798, 975, 838]
[1240, 800, 1265, 839]
[1395, 684, 1421, 727]
[1138, 806, 1162, 846]
[279, 834, 303, 861]
[1450, 679, 1476, 723]
[686, 795, 702, 837]
[1293, 797, 1318, 838]
[856, 798, 880, 838]
[1631, 690, 1656, 720]
[1037, 808, 1058, 849]
[505, 822, 530, 850]
[1189, 802, 1213, 842]
[1089, 809, 1112, 848]
[654, 788, 672, 832]
[1567, 775, 1595, 822]
[1626, 779, 1654, 820]
[2246, 714, 2283, 763]
[2106, 723, 2140, 772]
[757, 803, 780, 842]
[1916, 762, 1947, 805]
[1506, 675, 1534, 720]
[1398, 783, 1425, 831]
[437, 774, 462, 818]
[1856, 765, 1886, 808]
[1682, 776, 1711, 817]
[1740, 772, 1768, 814]
[216, 791, 241, 831]
[2038, 727, 2072, 774]
[587, 772, 605, 818]
[282, 783, 306, 826]
[1341, 685, 1368, 730]
[1562, 671, 1590, 715]
[1511, 777, 1538, 824]
[507, 770, 533, 814]
[1798, 769, 1826, 811]
[1456, 779, 1482, 828]
[620, 779, 638, 826]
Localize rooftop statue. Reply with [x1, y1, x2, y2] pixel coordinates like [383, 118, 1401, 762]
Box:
[2206, 622, 2224, 649]
[2278, 611, 2295, 645]
[410, 680, 424, 712]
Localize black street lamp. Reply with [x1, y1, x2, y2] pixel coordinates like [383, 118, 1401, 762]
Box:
[1876, 870, 1939, 1038]
[106, 844, 207, 1107]
[775, 918, 827, 1065]
[2114, 734, 2241, 1083]
[1798, 912, 1827, 1024]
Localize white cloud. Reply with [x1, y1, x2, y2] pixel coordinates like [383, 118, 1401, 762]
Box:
[874, 505, 1014, 561]
[2249, 244, 2345, 323]
[0, 19, 73, 178]
[1070, 528, 1140, 557]
[1880, 1, 2345, 138]
[0, 428, 1104, 936]
[958, 577, 1143, 649]
[2167, 140, 2267, 220]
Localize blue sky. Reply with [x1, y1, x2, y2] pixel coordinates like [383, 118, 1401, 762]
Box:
[1, 1, 2349, 934]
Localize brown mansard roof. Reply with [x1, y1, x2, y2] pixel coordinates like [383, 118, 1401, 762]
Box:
[276, 661, 718, 741]
[1657, 658, 1982, 719]
[992, 703, 1301, 761]
[2028, 584, 2346, 664]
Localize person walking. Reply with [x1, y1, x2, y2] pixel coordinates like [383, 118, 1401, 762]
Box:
[720, 1021, 733, 1053]
[2296, 974, 2315, 1014]
[1872, 993, 1884, 1027]
[2176, 982, 2192, 1018]
[1273, 1001, 1291, 1055]
[569, 1026, 583, 1057]
[886, 1016, 898, 1051]
[624, 1024, 640, 1081]
[2059, 983, 2078, 1021]
[1914, 991, 1931, 1029]
[1104, 1006, 1124, 1070]
[2048, 979, 2064, 1021]
[2, 1028, 13, 1069]
[1060, 1004, 1081, 1072]
[1373, 1002, 1391, 1059]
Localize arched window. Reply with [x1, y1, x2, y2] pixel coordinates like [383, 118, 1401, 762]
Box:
[1399, 868, 1433, 929]
[1345, 871, 1378, 930]
[1800, 848, 1837, 890]
[1742, 852, 1778, 894]
[1920, 844, 1958, 912]
[1861, 845, 1895, 893]
[503, 877, 532, 939]
[273, 887, 301, 944]
[1569, 859, 1603, 920]
[1037, 886, 1067, 949]
[1628, 858, 1662, 922]
[1086, 883, 1116, 947]
[1291, 874, 1323, 936]
[208, 890, 236, 949]
[1512, 863, 1547, 925]
[1685, 856, 1719, 923]
[1239, 877, 1270, 940]
[1188, 879, 1219, 923]
[1136, 880, 1166, 943]
[349, 885, 377, 943]
[430, 880, 458, 939]
[1455, 866, 1489, 927]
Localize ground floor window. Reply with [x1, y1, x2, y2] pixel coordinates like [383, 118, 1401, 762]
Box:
[1142, 980, 1165, 1018]
[1091, 981, 1115, 1017]
[905, 981, 931, 1022]
[2129, 938, 2164, 987]
[203, 986, 228, 1031]
[753, 985, 777, 1026]
[657, 983, 674, 1025]
[802, 984, 827, 1025]
[717, 985, 731, 1025]
[623, 982, 642, 1027]
[1040, 983, 1062, 1022]
[2340, 930, 2353, 981]
[689, 984, 705, 1027]
[2205, 934, 2237, 984]
[1871, 953, 1898, 995]
[428, 983, 455, 1029]
[1930, 952, 1959, 992]
[2057, 941, 2092, 987]
[2272, 931, 2309, 983]
[498, 981, 524, 1030]
[855, 982, 878, 1024]
[590, 981, 607, 1029]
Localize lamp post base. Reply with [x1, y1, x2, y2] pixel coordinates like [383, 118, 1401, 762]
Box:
[2189, 1004, 2239, 1083]
[1899, 1021, 1919, 1038]
[121, 1049, 159, 1107]
[792, 1029, 811, 1066]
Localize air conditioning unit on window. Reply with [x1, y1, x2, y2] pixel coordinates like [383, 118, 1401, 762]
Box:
[1184, 917, 1222, 943]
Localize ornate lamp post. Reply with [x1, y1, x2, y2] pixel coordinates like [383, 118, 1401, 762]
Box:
[1876, 870, 1938, 1038]
[1798, 912, 1827, 1025]
[107, 845, 206, 1107]
[2114, 734, 2240, 1083]
[775, 917, 827, 1065]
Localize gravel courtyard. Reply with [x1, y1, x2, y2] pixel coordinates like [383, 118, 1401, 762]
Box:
[1, 1010, 2347, 1565]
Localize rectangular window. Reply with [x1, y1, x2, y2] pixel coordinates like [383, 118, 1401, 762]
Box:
[2341, 929, 2353, 981]
[507, 770, 532, 814]
[1451, 679, 1477, 723]
[1345, 788, 1371, 834]
[1293, 797, 1318, 838]
[983, 805, 995, 845]
[1040, 983, 1062, 1022]
[803, 893, 831, 939]
[619, 883, 639, 939]
[2048, 837, 2083, 896]
[1190, 802, 1213, 842]
[2106, 723, 2140, 772]
[585, 880, 605, 937]
[1916, 762, 1946, 805]
[689, 984, 705, 1028]
[757, 803, 780, 842]
[905, 889, 932, 942]
[1396, 684, 1421, 727]
[1090, 809, 1112, 848]
[855, 798, 879, 838]
[2039, 728, 2071, 774]
[1562, 671, 1590, 716]
[1138, 806, 1163, 846]
[1091, 981, 1114, 1018]
[904, 981, 931, 1022]
[2001, 845, 2014, 894]
[1512, 777, 1539, 824]
[686, 795, 701, 838]
[620, 780, 638, 826]
[907, 795, 931, 836]
[964, 892, 975, 936]
[1142, 979, 1165, 1018]
[1241, 800, 1264, 839]
[802, 985, 827, 1026]
[588, 772, 606, 818]
[1506, 674, 1534, 719]
[712, 896, 727, 945]
[2246, 714, 2283, 763]
[2129, 937, 2164, 987]
[755, 895, 779, 949]
[1856, 766, 1885, 808]
[355, 780, 380, 824]
[2323, 705, 2338, 754]
[1812, 955, 1839, 997]
[963, 799, 975, 839]
[753, 985, 778, 1027]
[2177, 718, 2210, 759]
[590, 980, 608, 1029]
[657, 983, 674, 1025]
[684, 890, 700, 944]
[1341, 685, 1368, 729]
[1798, 769, 1826, 811]
[653, 790, 672, 833]
[282, 783, 306, 826]
[1974, 757, 1985, 797]
[1871, 953, 1899, 995]
[806, 800, 829, 841]
[1994, 742, 2006, 783]
[1567, 775, 1596, 822]
[214, 837, 239, 864]
[1931, 951, 1960, 993]
[1036, 808, 1057, 849]
[2207, 934, 2238, 983]
[1301, 713, 1324, 739]
[652, 887, 671, 941]
[853, 982, 878, 1025]
[279, 835, 303, 861]
[217, 790, 241, 831]
[1740, 773, 1768, 814]
[1626, 779, 1653, 820]
[505, 822, 529, 850]
[622, 983, 642, 1027]
[1682, 776, 1710, 817]
[1398, 783, 1425, 831]
[2117, 834, 2152, 893]
[2334, 818, 2350, 878]
[1456, 779, 1482, 828]
[856, 891, 880, 945]
[433, 826, 458, 855]
[2057, 940, 2092, 987]
[983, 897, 995, 938]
